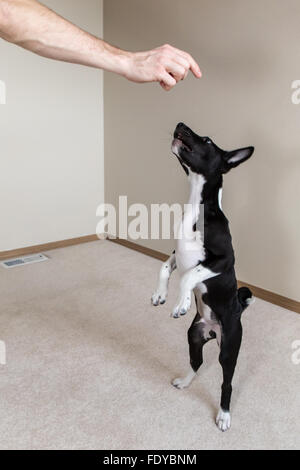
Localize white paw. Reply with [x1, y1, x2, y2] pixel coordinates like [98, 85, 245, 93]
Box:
[216, 408, 231, 432]
[172, 377, 188, 389]
[151, 290, 167, 306]
[172, 368, 196, 389]
[171, 293, 192, 318]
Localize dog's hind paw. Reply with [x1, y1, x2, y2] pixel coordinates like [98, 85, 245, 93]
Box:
[216, 408, 231, 432]
[172, 369, 196, 389]
[151, 290, 167, 306]
[172, 377, 188, 389]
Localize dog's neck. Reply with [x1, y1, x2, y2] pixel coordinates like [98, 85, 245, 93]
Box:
[187, 173, 206, 206]
[188, 172, 223, 210]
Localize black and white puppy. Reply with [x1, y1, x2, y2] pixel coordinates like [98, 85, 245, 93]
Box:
[151, 122, 255, 432]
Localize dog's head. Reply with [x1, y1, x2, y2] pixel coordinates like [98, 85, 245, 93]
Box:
[172, 122, 254, 178]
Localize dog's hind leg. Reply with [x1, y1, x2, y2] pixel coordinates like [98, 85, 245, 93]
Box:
[216, 319, 243, 432]
[151, 251, 176, 306]
[172, 312, 215, 389]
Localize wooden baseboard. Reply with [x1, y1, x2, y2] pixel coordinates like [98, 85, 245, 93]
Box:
[109, 237, 169, 262]
[110, 238, 300, 314]
[236, 281, 300, 314]
[0, 234, 99, 261]
[1, 235, 299, 314]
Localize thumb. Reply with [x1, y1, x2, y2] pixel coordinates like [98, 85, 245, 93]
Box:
[159, 71, 176, 91]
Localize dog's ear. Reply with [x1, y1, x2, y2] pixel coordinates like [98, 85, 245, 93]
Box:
[222, 146, 254, 172]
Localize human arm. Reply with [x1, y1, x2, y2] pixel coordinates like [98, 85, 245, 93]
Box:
[0, 0, 202, 90]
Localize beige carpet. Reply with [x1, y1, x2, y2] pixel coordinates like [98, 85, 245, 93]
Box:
[0, 240, 299, 450]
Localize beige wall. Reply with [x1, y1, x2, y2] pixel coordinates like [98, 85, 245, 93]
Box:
[0, 0, 104, 251]
[104, 0, 300, 302]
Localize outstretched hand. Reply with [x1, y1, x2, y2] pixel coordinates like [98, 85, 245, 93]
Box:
[122, 44, 202, 91]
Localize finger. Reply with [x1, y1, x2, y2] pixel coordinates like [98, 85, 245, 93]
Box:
[173, 55, 190, 79]
[181, 52, 202, 78]
[183, 69, 189, 80]
[170, 47, 202, 78]
[165, 62, 186, 82]
[158, 71, 176, 91]
[160, 81, 170, 91]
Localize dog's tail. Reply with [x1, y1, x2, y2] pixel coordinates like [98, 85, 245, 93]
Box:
[238, 286, 255, 311]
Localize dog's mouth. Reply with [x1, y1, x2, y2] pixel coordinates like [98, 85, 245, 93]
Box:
[171, 135, 192, 155]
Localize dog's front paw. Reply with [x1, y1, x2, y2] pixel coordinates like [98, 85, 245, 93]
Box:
[216, 408, 231, 432]
[171, 293, 192, 318]
[151, 290, 167, 306]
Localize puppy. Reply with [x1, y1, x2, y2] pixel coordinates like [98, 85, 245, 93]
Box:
[151, 122, 254, 431]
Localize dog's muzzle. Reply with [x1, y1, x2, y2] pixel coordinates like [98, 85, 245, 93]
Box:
[171, 138, 182, 156]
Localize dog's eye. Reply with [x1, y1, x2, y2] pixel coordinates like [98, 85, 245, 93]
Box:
[203, 137, 212, 144]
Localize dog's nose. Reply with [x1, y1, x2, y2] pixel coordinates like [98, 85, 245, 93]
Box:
[176, 122, 191, 137]
[176, 122, 186, 131]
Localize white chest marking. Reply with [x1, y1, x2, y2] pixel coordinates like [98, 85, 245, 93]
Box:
[218, 188, 223, 210]
[176, 173, 206, 274]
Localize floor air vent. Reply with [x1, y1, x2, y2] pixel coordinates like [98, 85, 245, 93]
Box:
[1, 253, 49, 269]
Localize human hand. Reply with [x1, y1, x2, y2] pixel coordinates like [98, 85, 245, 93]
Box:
[122, 44, 202, 91]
